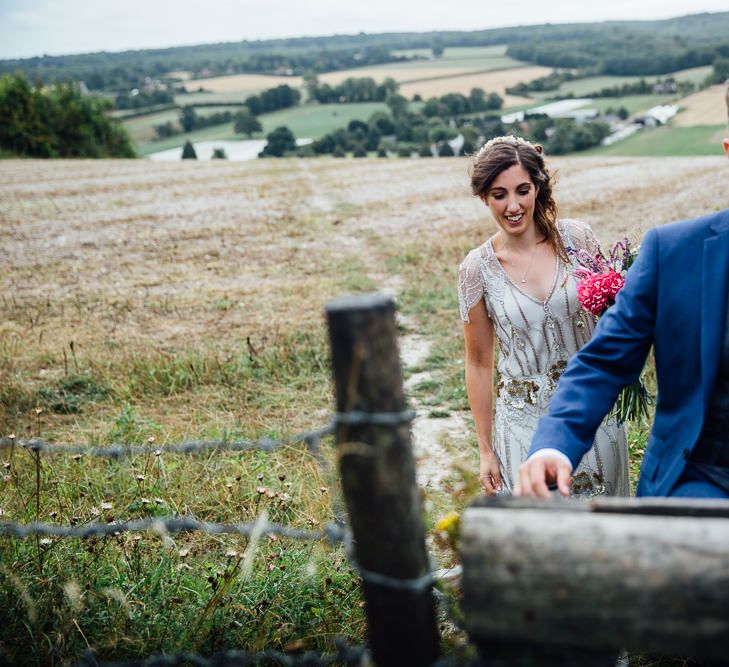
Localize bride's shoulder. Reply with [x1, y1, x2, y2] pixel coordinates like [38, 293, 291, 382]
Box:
[558, 218, 598, 250]
[459, 238, 492, 269]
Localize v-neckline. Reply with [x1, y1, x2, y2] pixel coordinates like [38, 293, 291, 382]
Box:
[487, 237, 562, 305]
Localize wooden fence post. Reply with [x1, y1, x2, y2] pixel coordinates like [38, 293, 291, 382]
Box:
[325, 293, 441, 667]
[460, 496, 729, 665]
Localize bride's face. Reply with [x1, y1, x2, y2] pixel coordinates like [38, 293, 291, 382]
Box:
[482, 163, 538, 238]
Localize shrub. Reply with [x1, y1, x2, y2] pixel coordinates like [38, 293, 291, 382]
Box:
[181, 140, 197, 159]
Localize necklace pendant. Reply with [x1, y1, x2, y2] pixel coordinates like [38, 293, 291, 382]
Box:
[520, 277, 527, 284]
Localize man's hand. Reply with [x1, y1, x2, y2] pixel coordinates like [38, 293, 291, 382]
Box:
[514, 455, 572, 498]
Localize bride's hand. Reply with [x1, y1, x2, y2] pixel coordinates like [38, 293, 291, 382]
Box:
[479, 450, 503, 495]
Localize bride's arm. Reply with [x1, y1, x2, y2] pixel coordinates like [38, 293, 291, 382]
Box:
[463, 300, 502, 494]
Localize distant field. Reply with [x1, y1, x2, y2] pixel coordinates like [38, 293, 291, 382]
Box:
[258, 102, 388, 138]
[174, 91, 267, 105]
[124, 106, 239, 143]
[318, 56, 526, 86]
[392, 45, 508, 59]
[531, 65, 713, 100]
[134, 102, 390, 155]
[587, 94, 674, 115]
[587, 124, 725, 157]
[673, 84, 728, 126]
[399, 66, 551, 104]
[184, 73, 304, 94]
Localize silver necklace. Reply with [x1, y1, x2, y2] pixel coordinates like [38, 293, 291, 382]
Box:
[519, 243, 540, 284]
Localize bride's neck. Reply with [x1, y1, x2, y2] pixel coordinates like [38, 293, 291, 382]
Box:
[495, 229, 544, 255]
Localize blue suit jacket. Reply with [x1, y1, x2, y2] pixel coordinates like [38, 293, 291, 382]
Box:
[530, 208, 729, 496]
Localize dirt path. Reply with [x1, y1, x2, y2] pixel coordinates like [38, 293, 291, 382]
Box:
[396, 311, 470, 491]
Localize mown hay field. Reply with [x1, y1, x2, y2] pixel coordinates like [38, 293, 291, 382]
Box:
[397, 65, 551, 105]
[184, 73, 305, 95]
[1, 154, 727, 664]
[674, 84, 729, 126]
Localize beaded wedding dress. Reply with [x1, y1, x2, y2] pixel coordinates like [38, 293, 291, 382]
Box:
[458, 218, 629, 496]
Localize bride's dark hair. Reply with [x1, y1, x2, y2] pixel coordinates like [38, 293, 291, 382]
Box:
[470, 137, 567, 263]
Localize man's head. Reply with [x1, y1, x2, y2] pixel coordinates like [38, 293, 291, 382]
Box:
[724, 80, 729, 159]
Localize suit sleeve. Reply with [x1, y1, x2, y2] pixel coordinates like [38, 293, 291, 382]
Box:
[529, 227, 659, 469]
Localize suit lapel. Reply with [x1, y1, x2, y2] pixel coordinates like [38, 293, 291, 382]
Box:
[701, 219, 729, 400]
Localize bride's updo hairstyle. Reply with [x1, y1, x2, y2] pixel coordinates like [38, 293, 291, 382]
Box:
[470, 135, 567, 263]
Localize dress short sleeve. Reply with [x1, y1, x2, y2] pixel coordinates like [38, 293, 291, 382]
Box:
[458, 250, 484, 324]
[563, 218, 602, 256]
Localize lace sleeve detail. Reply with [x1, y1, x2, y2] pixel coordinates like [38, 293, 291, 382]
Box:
[563, 218, 602, 257]
[458, 250, 484, 324]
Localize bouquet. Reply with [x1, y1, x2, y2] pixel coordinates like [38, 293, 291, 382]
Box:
[568, 238, 652, 423]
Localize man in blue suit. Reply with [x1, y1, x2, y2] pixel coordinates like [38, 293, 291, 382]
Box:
[516, 82, 729, 499]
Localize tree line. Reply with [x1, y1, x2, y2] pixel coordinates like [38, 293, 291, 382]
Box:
[3, 12, 728, 93]
[0, 74, 134, 158]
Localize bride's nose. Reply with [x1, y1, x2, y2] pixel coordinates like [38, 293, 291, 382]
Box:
[506, 195, 521, 212]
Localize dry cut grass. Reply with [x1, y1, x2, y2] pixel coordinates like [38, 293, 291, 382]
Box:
[184, 73, 304, 94]
[674, 84, 729, 126]
[398, 65, 552, 104]
[1, 154, 727, 663]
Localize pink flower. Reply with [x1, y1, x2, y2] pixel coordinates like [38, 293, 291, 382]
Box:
[576, 269, 625, 316]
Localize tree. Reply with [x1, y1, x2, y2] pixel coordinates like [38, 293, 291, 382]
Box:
[438, 142, 455, 157]
[347, 119, 368, 134]
[386, 93, 408, 119]
[211, 147, 227, 159]
[259, 126, 296, 157]
[368, 111, 395, 135]
[353, 144, 367, 158]
[179, 106, 198, 132]
[181, 140, 197, 159]
[0, 74, 134, 158]
[233, 108, 262, 137]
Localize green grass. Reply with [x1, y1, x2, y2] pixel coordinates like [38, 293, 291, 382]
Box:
[392, 46, 509, 60]
[134, 103, 389, 155]
[532, 65, 712, 100]
[175, 90, 280, 106]
[135, 123, 238, 155]
[382, 55, 526, 75]
[259, 102, 387, 138]
[124, 106, 243, 144]
[587, 94, 674, 115]
[586, 124, 726, 157]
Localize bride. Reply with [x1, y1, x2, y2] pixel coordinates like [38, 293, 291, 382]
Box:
[458, 135, 629, 496]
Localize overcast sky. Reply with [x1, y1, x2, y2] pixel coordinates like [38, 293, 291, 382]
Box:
[2, 0, 729, 60]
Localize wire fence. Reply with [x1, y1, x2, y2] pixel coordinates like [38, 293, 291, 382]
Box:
[0, 424, 334, 461]
[2, 410, 464, 666]
[76, 639, 368, 667]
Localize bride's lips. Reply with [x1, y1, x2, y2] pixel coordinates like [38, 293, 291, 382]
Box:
[504, 213, 524, 226]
